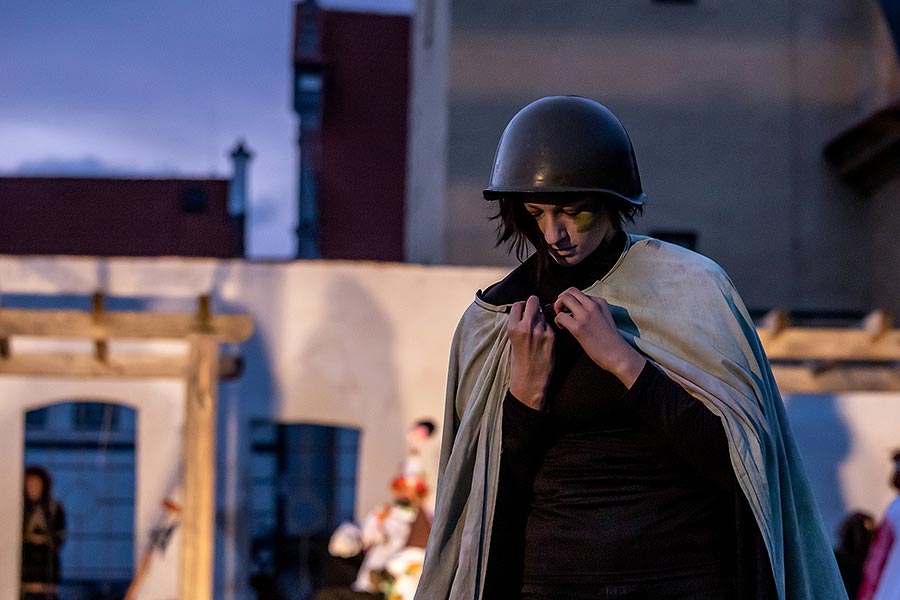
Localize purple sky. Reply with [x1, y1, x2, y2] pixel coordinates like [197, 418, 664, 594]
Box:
[0, 0, 413, 258]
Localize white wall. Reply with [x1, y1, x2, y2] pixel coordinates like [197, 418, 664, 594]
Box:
[785, 393, 900, 541]
[0, 377, 184, 600]
[0, 255, 504, 598]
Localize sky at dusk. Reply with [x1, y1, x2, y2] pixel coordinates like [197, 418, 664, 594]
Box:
[1, 0, 413, 258]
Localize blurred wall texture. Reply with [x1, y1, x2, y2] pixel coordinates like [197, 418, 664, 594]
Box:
[407, 0, 900, 317]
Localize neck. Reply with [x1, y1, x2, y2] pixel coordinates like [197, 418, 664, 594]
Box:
[537, 229, 627, 301]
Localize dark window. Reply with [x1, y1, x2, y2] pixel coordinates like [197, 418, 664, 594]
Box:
[24, 401, 137, 590]
[73, 402, 119, 430]
[180, 186, 209, 213]
[26, 407, 48, 430]
[249, 422, 361, 595]
[650, 230, 698, 251]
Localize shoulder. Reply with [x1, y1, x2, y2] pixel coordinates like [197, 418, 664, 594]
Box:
[452, 298, 508, 350]
[479, 254, 539, 306]
[622, 235, 736, 292]
[627, 234, 726, 273]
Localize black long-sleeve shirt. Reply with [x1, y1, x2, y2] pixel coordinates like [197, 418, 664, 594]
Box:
[489, 362, 735, 594]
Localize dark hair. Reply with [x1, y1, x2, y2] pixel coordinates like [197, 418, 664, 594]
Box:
[834, 511, 876, 563]
[414, 420, 436, 437]
[24, 465, 53, 505]
[492, 193, 643, 265]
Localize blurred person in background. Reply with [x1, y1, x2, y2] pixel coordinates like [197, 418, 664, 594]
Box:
[834, 511, 876, 599]
[416, 96, 847, 599]
[21, 466, 66, 600]
[858, 449, 900, 600]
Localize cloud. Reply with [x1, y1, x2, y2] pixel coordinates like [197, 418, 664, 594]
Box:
[247, 194, 297, 258]
[9, 155, 184, 177]
[11, 156, 135, 176]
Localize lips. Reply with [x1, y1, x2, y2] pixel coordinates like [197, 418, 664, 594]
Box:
[554, 245, 576, 254]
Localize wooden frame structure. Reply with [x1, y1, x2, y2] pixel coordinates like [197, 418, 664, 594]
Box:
[0, 293, 252, 600]
[760, 309, 900, 392]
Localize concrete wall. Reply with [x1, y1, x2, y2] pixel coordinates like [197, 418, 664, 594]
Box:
[434, 0, 900, 314]
[404, 0, 451, 264]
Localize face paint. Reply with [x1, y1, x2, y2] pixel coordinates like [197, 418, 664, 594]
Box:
[573, 211, 601, 233]
[523, 201, 616, 266]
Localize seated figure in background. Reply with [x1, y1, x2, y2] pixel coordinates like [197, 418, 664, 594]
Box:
[314, 420, 435, 600]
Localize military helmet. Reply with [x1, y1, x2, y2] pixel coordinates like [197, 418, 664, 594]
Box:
[482, 96, 646, 205]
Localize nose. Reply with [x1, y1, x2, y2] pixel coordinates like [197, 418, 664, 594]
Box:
[542, 215, 568, 247]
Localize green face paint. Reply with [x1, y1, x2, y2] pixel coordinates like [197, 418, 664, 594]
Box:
[573, 211, 601, 233]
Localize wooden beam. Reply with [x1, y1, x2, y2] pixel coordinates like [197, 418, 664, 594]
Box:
[771, 364, 900, 393]
[758, 328, 900, 361]
[0, 353, 186, 378]
[196, 295, 213, 333]
[180, 335, 218, 600]
[0, 352, 242, 380]
[864, 310, 892, 341]
[0, 309, 252, 342]
[92, 292, 108, 362]
[762, 309, 789, 338]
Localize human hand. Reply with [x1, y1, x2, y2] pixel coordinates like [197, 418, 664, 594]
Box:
[553, 288, 645, 387]
[507, 295, 555, 410]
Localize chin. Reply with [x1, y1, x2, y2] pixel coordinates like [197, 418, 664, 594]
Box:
[551, 253, 583, 266]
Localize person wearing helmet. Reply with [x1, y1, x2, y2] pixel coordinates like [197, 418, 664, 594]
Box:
[416, 96, 847, 599]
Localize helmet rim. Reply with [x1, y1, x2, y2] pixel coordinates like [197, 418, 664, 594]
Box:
[482, 96, 645, 205]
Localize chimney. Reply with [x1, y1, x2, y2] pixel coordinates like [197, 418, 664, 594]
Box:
[229, 140, 253, 257]
[229, 140, 253, 217]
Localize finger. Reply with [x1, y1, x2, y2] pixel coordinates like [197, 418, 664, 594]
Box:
[564, 287, 591, 303]
[554, 310, 577, 332]
[524, 295, 545, 327]
[553, 291, 589, 318]
[570, 289, 610, 316]
[559, 287, 590, 308]
[509, 300, 525, 322]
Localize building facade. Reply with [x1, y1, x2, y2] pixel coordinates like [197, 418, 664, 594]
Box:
[0, 174, 245, 259]
[406, 0, 900, 317]
[293, 4, 412, 261]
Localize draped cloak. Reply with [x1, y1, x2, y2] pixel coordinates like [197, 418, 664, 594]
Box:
[415, 235, 847, 600]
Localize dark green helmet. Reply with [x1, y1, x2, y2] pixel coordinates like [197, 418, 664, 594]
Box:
[482, 96, 646, 205]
